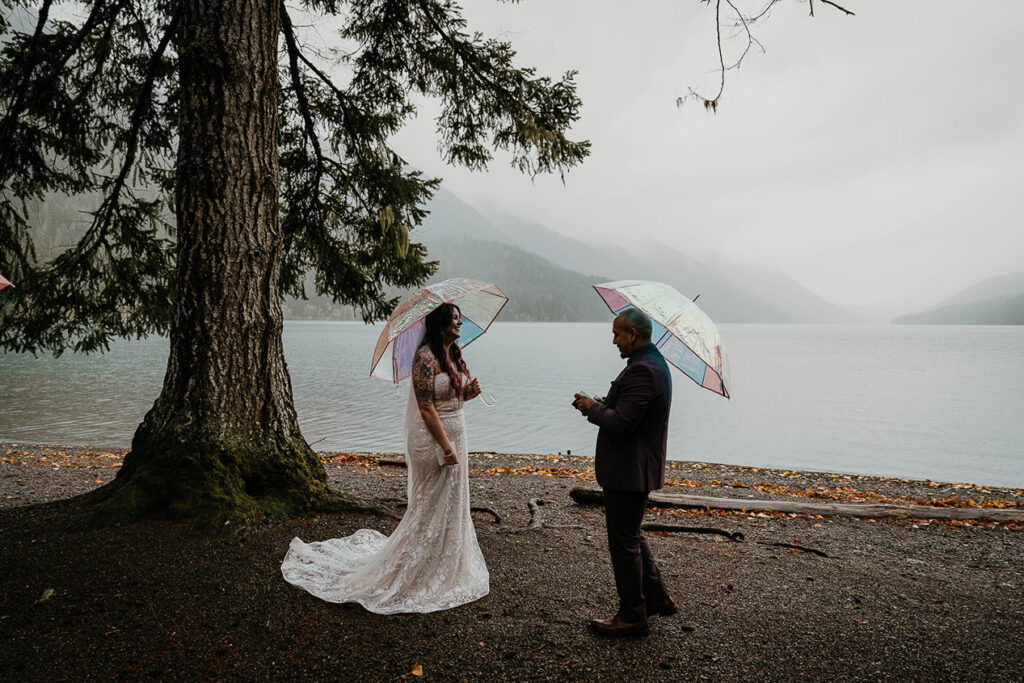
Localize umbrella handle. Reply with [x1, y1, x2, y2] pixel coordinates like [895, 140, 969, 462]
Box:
[479, 393, 497, 407]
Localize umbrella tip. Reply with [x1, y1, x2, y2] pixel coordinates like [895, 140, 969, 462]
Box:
[692, 293, 701, 302]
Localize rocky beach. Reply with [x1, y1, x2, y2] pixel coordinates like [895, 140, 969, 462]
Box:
[2, 442, 1022, 680]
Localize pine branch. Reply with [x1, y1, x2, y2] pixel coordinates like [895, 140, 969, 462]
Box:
[73, 9, 179, 265]
[281, 30, 384, 219]
[414, 0, 518, 110]
[0, 0, 54, 179]
[280, 4, 325, 185]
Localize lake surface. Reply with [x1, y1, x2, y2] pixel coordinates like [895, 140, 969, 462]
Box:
[1, 322, 1022, 488]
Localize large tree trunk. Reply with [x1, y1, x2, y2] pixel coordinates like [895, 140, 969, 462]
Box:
[89, 0, 348, 527]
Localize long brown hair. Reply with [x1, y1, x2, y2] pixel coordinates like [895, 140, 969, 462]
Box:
[423, 303, 468, 396]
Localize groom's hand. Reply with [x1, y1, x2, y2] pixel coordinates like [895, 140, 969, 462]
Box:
[573, 393, 594, 416]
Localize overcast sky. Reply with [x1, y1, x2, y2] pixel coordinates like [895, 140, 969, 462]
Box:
[383, 0, 1023, 316]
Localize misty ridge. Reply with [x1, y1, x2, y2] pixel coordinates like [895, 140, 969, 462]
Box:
[24, 188, 1024, 325]
[279, 187, 1024, 325]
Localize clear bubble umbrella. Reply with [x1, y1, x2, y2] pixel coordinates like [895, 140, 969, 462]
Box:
[370, 278, 509, 386]
[593, 280, 730, 398]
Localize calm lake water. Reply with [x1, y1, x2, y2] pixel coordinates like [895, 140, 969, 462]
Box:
[1, 322, 1022, 488]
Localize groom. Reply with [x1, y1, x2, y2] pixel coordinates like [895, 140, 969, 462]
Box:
[573, 308, 677, 636]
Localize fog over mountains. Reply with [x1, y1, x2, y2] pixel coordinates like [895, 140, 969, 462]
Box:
[893, 271, 1024, 325]
[413, 187, 862, 323]
[418, 188, 1024, 325]
[23, 189, 1021, 324]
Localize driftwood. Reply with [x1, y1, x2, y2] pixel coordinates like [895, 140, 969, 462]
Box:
[569, 487, 1024, 523]
[471, 506, 502, 524]
[642, 523, 745, 542]
[760, 541, 829, 558]
[528, 498, 545, 528]
[378, 457, 407, 467]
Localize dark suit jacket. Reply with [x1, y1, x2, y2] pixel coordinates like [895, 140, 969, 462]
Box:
[587, 343, 673, 492]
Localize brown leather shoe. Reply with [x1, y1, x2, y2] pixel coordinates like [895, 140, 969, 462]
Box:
[647, 597, 679, 617]
[589, 615, 650, 636]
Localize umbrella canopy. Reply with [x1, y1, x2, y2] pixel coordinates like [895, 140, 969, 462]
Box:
[593, 280, 730, 398]
[0, 274, 11, 290]
[371, 278, 509, 384]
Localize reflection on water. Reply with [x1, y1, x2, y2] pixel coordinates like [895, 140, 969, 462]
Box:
[1, 322, 1022, 488]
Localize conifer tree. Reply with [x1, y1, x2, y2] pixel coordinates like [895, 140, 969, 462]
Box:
[0, 0, 588, 526]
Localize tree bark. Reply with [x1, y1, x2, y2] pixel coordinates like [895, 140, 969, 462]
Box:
[87, 0, 348, 528]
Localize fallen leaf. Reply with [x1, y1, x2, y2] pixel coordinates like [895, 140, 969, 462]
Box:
[411, 663, 423, 677]
[35, 588, 55, 604]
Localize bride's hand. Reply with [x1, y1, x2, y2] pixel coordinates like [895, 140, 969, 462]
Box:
[464, 377, 482, 401]
[442, 447, 458, 466]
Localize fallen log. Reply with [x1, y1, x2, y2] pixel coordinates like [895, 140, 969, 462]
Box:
[569, 487, 1024, 522]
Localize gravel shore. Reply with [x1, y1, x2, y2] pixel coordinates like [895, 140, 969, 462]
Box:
[2, 442, 1022, 681]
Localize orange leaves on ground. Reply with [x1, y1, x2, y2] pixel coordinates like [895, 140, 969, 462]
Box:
[470, 465, 596, 482]
[921, 495, 1022, 510]
[937, 518, 1024, 531]
[319, 452, 373, 465]
[411, 663, 424, 677]
[2, 448, 125, 469]
[746, 481, 896, 505]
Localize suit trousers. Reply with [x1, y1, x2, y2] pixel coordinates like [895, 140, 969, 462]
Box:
[603, 488, 670, 622]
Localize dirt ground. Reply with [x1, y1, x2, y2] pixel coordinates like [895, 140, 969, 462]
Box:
[2, 442, 1023, 681]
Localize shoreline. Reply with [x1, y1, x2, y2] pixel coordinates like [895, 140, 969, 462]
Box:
[1, 441, 1023, 680]
[6, 437, 1022, 486]
[4, 441, 1023, 514]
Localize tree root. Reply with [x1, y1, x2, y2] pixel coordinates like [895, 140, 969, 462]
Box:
[642, 523, 745, 542]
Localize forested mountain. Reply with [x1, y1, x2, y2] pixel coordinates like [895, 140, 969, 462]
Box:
[428, 236, 609, 321]
[893, 271, 1024, 325]
[279, 235, 610, 321]
[450, 195, 859, 323]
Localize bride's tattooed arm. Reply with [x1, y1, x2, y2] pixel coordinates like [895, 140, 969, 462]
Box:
[412, 347, 437, 408]
[412, 347, 456, 464]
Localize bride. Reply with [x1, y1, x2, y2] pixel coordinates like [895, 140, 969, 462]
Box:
[281, 303, 490, 614]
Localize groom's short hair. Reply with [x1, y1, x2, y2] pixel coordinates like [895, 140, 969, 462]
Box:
[617, 308, 652, 342]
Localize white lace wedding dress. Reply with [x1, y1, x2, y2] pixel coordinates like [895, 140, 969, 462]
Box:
[280, 372, 489, 614]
